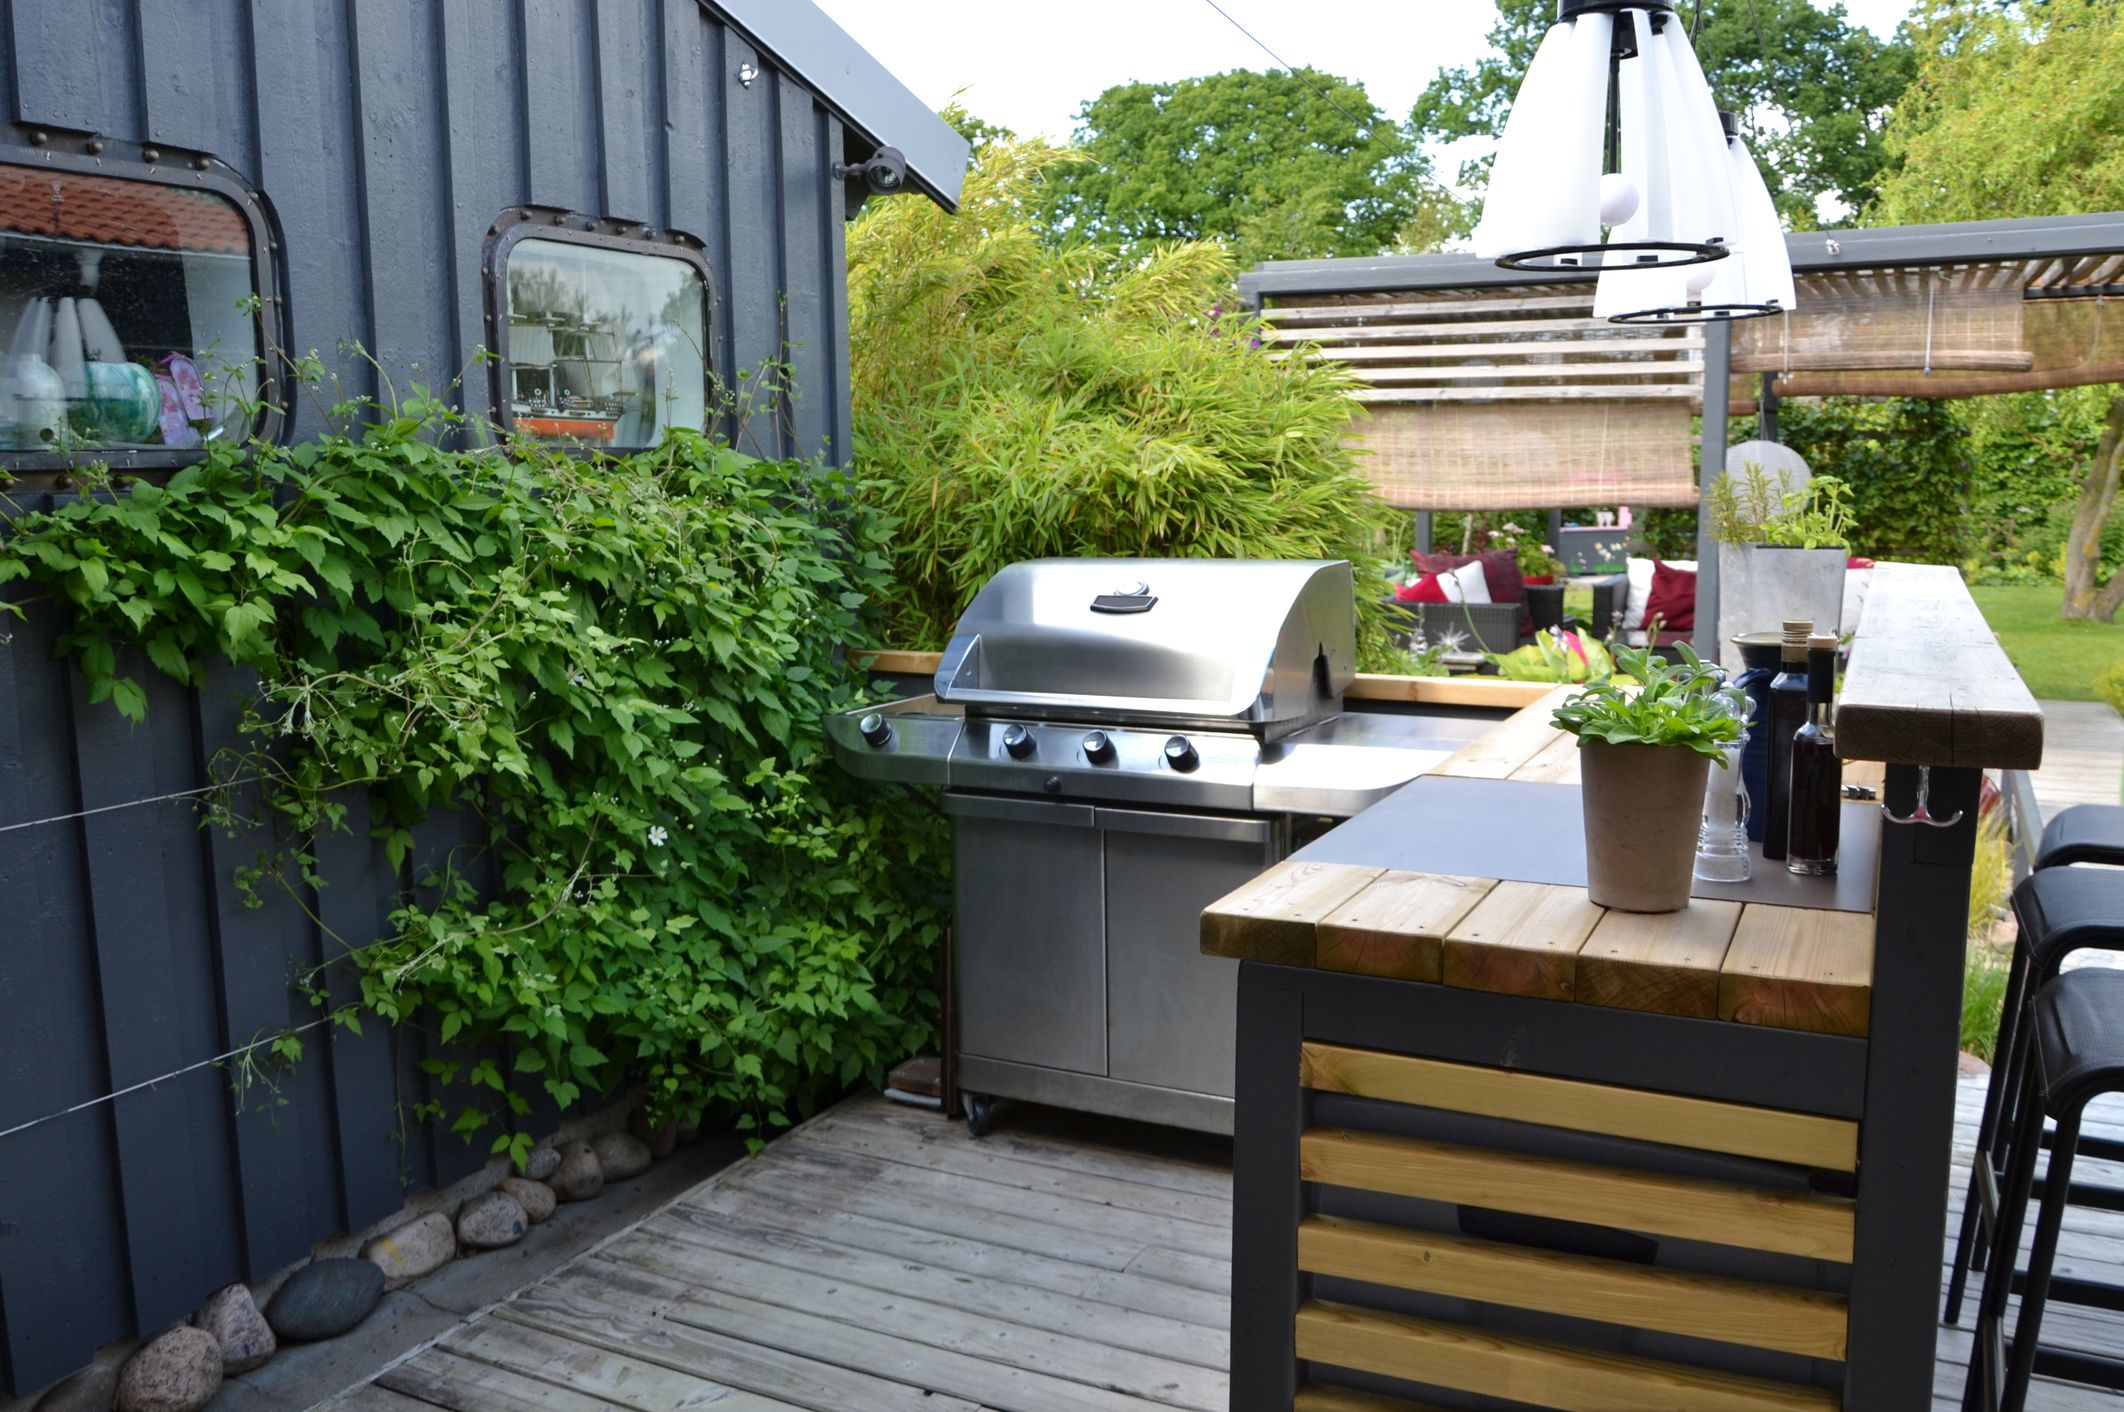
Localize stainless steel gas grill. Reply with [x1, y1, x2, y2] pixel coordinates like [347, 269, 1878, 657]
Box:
[827, 558, 1479, 1135]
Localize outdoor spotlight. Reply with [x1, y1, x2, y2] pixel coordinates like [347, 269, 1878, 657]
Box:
[836, 147, 908, 197]
[1473, 0, 1739, 274]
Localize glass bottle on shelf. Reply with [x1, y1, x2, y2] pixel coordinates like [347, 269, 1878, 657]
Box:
[1787, 633, 1843, 876]
[1762, 618, 1812, 862]
[1695, 670, 1752, 882]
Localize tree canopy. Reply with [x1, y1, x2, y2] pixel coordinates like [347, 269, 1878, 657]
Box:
[1413, 0, 1914, 226]
[1036, 68, 1466, 267]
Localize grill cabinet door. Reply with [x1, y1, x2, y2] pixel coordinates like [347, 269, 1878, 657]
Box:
[947, 793, 1107, 1076]
[1100, 809, 1281, 1098]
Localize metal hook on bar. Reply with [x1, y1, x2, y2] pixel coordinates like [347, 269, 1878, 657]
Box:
[1882, 764, 1965, 829]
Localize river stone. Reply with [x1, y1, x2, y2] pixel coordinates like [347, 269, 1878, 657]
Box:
[593, 1131, 653, 1182]
[33, 1365, 116, 1412]
[550, 1140, 603, 1201]
[457, 1190, 528, 1249]
[115, 1327, 222, 1412]
[499, 1176, 556, 1223]
[264, 1259, 384, 1342]
[523, 1145, 561, 1182]
[361, 1211, 455, 1287]
[189, 1284, 275, 1373]
[628, 1107, 679, 1159]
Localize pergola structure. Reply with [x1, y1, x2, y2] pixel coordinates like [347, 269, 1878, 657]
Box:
[1240, 211, 2124, 657]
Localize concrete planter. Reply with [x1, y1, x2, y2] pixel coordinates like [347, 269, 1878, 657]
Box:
[1579, 739, 1710, 912]
[1716, 544, 1846, 664]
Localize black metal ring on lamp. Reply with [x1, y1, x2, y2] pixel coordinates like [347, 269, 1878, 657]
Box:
[1608, 299, 1782, 324]
[1557, 0, 1675, 16]
[1495, 239, 1729, 273]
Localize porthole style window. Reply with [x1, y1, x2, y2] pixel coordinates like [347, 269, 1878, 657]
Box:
[0, 151, 275, 467]
[487, 215, 712, 451]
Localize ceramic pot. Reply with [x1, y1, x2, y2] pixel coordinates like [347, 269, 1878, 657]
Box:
[1526, 582, 1566, 634]
[1579, 738, 1711, 913]
[1715, 543, 1845, 667]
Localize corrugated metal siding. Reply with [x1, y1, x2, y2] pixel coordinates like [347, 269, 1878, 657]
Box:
[0, 0, 859, 1393]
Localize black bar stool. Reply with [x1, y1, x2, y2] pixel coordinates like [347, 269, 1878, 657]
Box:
[2035, 802, 2124, 869]
[1965, 967, 2124, 1411]
[1945, 863, 2124, 1324]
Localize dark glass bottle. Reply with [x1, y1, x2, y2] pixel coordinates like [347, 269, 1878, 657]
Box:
[1762, 618, 1812, 862]
[1787, 634, 1843, 876]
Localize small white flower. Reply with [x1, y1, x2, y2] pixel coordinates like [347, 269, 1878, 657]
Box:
[569, 671, 585, 687]
[648, 825, 669, 847]
[1436, 626, 1469, 652]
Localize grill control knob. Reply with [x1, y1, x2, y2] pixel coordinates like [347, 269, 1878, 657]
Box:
[1163, 735, 1200, 772]
[1082, 730, 1116, 764]
[858, 712, 894, 748]
[1001, 723, 1036, 759]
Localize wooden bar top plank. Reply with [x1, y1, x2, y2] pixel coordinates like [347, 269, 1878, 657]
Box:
[1299, 1128, 1856, 1262]
[1576, 901, 1744, 1020]
[1507, 728, 1583, 784]
[1202, 861, 1385, 966]
[1314, 873, 1497, 982]
[1836, 561, 2043, 769]
[1441, 880, 1605, 1001]
[1429, 685, 1575, 781]
[1720, 905, 1876, 1039]
[1293, 1386, 1455, 1412]
[1299, 1215, 1849, 1360]
[1294, 1301, 1841, 1412]
[1298, 1043, 1858, 1172]
[1345, 674, 1555, 709]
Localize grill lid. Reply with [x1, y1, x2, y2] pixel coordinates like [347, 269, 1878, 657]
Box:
[933, 558, 1355, 732]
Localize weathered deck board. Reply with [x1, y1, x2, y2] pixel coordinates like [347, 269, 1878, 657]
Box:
[323, 1086, 2122, 1412]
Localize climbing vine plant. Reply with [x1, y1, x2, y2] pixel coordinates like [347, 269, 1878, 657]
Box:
[0, 384, 948, 1160]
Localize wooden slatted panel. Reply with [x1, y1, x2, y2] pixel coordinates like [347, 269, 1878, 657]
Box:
[1314, 874, 1496, 982]
[1297, 1044, 1857, 1171]
[1441, 881, 1605, 1000]
[1294, 1386, 1454, 1412]
[1200, 862, 1384, 966]
[1355, 385, 1703, 403]
[1577, 901, 1745, 1021]
[1720, 906, 1876, 1039]
[1294, 1302, 1841, 1412]
[1299, 1128, 1857, 1261]
[1300, 1216, 1849, 1360]
[1287, 336, 1703, 361]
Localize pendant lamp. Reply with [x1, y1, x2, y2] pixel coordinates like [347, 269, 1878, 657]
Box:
[1602, 112, 1797, 323]
[1473, 0, 1736, 273]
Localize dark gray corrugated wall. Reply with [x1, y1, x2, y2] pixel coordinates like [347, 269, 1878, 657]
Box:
[0, 0, 858, 1394]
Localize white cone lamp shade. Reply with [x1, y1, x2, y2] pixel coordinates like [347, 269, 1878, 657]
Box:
[1602, 124, 1796, 323]
[1475, 0, 1738, 274]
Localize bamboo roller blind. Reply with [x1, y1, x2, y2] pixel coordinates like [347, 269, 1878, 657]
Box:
[1265, 291, 1702, 511]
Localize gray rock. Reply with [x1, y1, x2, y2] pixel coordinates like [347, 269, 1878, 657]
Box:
[550, 1140, 604, 1202]
[115, 1327, 222, 1412]
[523, 1145, 561, 1182]
[456, 1190, 528, 1249]
[189, 1284, 275, 1374]
[33, 1365, 116, 1412]
[361, 1211, 455, 1288]
[628, 1107, 678, 1159]
[499, 1176, 557, 1224]
[264, 1259, 384, 1342]
[592, 1131, 653, 1182]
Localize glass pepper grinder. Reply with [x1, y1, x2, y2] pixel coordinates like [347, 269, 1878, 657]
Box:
[1695, 670, 1753, 883]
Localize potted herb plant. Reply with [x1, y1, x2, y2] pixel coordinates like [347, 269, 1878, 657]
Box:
[1552, 644, 1746, 912]
[1710, 465, 1853, 660]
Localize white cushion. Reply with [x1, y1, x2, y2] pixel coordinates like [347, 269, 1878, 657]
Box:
[1621, 556, 1696, 631]
[1451, 559, 1492, 605]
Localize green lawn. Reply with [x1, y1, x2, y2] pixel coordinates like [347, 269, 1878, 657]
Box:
[1970, 584, 2124, 701]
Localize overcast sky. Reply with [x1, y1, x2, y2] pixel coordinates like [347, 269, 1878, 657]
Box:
[812, 0, 1920, 152]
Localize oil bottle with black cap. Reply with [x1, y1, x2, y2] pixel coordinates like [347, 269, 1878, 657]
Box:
[1786, 633, 1843, 876]
[1762, 618, 1811, 862]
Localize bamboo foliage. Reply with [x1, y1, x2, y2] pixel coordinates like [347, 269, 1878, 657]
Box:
[847, 137, 1401, 653]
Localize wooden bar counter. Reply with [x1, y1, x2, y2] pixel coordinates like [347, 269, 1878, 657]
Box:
[1206, 563, 2042, 1412]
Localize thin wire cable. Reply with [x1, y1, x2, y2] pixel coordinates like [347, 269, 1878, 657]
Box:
[0, 779, 246, 835]
[1198, 0, 1373, 135]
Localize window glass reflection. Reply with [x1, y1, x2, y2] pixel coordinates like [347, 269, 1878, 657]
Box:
[502, 238, 708, 449]
[0, 165, 260, 454]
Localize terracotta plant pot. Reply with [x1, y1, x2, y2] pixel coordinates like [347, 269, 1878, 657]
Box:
[1579, 738, 1711, 912]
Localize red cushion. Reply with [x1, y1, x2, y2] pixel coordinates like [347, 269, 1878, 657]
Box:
[1643, 560, 1697, 631]
[1415, 549, 1527, 629]
[1395, 572, 1451, 604]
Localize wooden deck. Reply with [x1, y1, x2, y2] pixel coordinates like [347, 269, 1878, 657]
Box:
[2030, 700, 2124, 818]
[325, 1086, 2122, 1412]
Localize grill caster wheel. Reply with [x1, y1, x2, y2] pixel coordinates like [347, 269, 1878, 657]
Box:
[964, 1094, 995, 1139]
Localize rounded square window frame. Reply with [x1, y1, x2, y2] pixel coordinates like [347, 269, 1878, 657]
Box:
[0, 135, 288, 477]
[482, 210, 718, 453]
